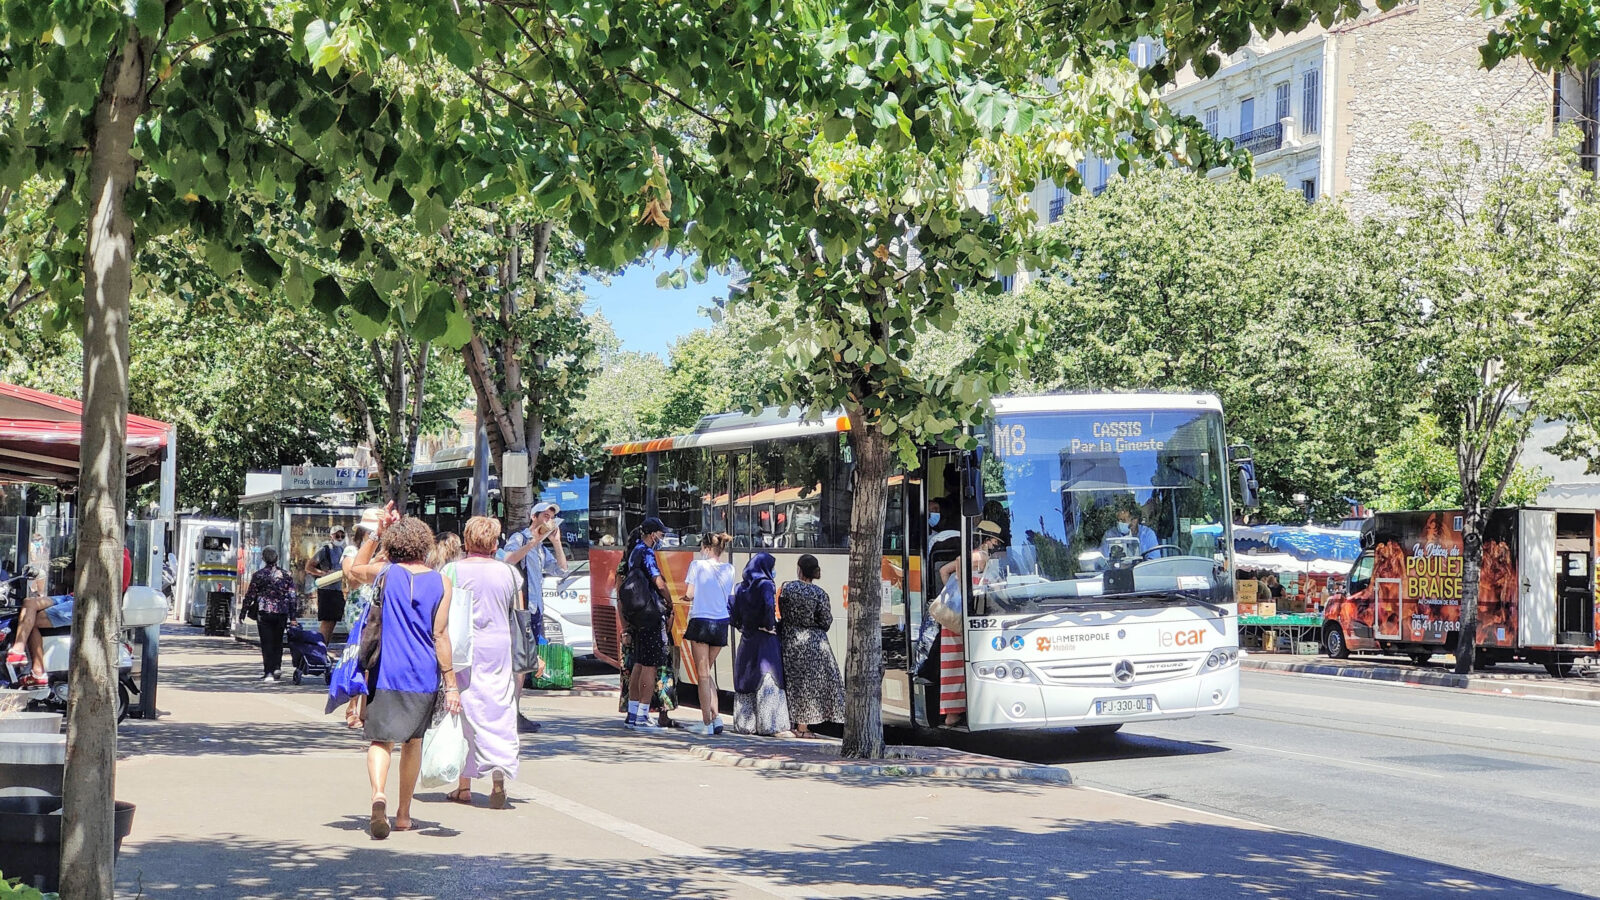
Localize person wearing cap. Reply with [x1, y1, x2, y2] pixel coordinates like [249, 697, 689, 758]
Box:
[622, 517, 673, 730]
[309, 525, 349, 645]
[498, 500, 569, 733]
[932, 519, 1005, 727]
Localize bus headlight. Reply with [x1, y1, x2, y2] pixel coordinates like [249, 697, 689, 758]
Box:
[974, 661, 1039, 684]
[1205, 648, 1240, 670]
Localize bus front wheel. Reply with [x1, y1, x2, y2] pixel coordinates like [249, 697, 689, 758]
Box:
[1078, 724, 1123, 737]
[1324, 624, 1350, 659]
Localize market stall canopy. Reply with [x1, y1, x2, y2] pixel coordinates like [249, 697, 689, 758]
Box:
[1195, 524, 1362, 563]
[0, 381, 171, 487]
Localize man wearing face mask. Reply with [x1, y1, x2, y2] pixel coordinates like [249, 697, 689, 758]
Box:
[1099, 497, 1157, 560]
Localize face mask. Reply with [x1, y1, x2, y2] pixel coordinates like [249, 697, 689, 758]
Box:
[1116, 521, 1131, 535]
[928, 514, 941, 529]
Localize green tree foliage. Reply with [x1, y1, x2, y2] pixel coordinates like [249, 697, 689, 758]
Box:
[1367, 123, 1600, 673]
[1372, 411, 1550, 510]
[931, 169, 1417, 523]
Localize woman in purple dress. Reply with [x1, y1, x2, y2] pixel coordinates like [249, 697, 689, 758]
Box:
[730, 553, 793, 736]
[347, 510, 460, 839]
[443, 516, 524, 809]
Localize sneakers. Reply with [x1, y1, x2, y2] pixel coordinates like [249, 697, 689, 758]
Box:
[260, 673, 277, 684]
[627, 715, 664, 732]
[4, 650, 26, 666]
[517, 715, 542, 734]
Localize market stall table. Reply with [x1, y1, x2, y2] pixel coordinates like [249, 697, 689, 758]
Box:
[1241, 613, 1323, 654]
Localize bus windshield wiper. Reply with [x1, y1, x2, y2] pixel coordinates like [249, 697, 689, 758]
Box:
[1000, 589, 1225, 628]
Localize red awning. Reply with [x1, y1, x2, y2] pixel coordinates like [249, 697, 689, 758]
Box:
[0, 382, 171, 486]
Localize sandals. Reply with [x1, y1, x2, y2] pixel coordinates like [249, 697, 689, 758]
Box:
[370, 799, 390, 840]
[445, 788, 473, 805]
[489, 777, 507, 810]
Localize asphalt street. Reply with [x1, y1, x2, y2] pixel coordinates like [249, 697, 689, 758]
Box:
[948, 668, 1600, 896]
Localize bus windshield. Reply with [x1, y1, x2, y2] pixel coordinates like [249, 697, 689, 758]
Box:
[979, 407, 1231, 613]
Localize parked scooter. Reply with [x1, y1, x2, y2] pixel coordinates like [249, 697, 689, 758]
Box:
[0, 570, 137, 722]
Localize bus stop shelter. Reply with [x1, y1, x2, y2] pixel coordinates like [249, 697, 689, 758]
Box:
[0, 380, 176, 718]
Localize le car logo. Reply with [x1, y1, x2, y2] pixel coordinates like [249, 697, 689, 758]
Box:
[1160, 629, 1206, 648]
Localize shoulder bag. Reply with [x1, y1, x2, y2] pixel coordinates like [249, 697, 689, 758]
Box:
[440, 562, 473, 672]
[509, 561, 542, 673]
[356, 564, 391, 672]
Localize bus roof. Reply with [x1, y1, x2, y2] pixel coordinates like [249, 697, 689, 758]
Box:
[607, 392, 1223, 456]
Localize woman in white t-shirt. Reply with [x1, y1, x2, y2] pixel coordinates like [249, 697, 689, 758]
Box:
[683, 532, 735, 735]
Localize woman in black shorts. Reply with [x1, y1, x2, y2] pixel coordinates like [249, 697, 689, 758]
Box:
[683, 532, 735, 735]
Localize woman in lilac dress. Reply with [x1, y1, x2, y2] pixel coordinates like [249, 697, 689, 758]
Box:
[443, 516, 524, 809]
[730, 553, 793, 736]
[347, 510, 460, 839]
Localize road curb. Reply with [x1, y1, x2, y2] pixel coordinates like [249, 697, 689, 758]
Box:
[1243, 657, 1600, 702]
[685, 744, 1073, 785]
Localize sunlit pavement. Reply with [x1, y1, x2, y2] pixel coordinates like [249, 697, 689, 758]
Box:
[110, 628, 1592, 898]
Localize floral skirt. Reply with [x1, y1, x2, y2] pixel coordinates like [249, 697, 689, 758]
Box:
[733, 670, 790, 736]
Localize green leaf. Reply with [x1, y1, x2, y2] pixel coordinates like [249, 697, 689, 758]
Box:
[241, 243, 283, 289]
[299, 98, 337, 137]
[348, 279, 390, 324]
[338, 229, 366, 263]
[311, 275, 346, 316]
[387, 183, 415, 216]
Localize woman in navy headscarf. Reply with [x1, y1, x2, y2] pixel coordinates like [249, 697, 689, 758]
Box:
[729, 552, 794, 736]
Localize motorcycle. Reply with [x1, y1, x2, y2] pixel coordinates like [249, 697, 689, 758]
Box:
[0, 570, 137, 723]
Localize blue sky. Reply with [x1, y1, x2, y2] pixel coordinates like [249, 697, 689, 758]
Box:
[582, 255, 732, 358]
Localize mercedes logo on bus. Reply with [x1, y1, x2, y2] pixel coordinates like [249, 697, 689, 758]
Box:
[1113, 660, 1135, 684]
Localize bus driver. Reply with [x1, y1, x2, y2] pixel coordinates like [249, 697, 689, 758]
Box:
[1099, 496, 1157, 560]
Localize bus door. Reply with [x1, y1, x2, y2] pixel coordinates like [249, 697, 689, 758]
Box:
[917, 449, 966, 726]
[880, 474, 914, 722]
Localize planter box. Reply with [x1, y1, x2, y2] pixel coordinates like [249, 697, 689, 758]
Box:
[0, 711, 62, 735]
[0, 734, 66, 797]
[0, 796, 136, 893]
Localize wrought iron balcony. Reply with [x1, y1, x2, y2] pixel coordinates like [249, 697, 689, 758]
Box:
[1233, 122, 1283, 155]
[1049, 196, 1066, 221]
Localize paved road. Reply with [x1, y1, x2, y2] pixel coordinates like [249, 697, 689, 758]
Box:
[108, 632, 1599, 898]
[954, 669, 1600, 896]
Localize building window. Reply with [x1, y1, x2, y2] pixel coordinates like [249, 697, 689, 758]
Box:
[1239, 97, 1255, 135]
[1204, 107, 1219, 138]
[1274, 82, 1291, 122]
[1301, 178, 1318, 202]
[1302, 69, 1321, 134]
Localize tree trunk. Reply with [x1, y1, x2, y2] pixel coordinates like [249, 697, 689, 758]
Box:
[64, 29, 149, 898]
[1454, 511, 1485, 675]
[841, 412, 890, 759]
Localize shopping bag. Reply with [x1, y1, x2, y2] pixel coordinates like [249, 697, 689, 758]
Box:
[441, 562, 473, 672]
[324, 645, 368, 715]
[510, 607, 540, 674]
[929, 577, 964, 631]
[420, 707, 467, 788]
[530, 643, 574, 690]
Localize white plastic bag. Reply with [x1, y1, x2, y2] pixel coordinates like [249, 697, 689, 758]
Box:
[420, 709, 467, 788]
[929, 577, 964, 631]
[442, 562, 474, 672]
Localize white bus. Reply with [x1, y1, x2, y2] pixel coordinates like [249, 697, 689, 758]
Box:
[589, 393, 1243, 734]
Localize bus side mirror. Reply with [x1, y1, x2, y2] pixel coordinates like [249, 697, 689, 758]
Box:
[1234, 458, 1259, 511]
[960, 447, 986, 518]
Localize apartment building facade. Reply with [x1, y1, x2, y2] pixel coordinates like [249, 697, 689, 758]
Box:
[1026, 0, 1553, 232]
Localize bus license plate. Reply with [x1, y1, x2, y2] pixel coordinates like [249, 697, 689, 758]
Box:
[1095, 697, 1153, 715]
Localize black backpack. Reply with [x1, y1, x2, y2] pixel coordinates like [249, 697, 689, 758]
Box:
[618, 555, 665, 626]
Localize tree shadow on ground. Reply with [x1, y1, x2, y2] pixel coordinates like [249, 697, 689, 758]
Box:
[115, 819, 1592, 899]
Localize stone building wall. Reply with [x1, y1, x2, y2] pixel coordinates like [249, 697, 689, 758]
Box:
[1329, 0, 1551, 217]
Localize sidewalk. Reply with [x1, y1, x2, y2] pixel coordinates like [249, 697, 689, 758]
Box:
[107, 628, 1588, 898]
[1243, 652, 1600, 702]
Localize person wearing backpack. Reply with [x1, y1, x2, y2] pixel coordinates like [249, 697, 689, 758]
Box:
[620, 517, 672, 730]
[307, 526, 348, 645]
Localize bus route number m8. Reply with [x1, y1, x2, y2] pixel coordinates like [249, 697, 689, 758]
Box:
[994, 424, 1027, 458]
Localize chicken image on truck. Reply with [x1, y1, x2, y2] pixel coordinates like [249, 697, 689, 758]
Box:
[1322, 508, 1598, 675]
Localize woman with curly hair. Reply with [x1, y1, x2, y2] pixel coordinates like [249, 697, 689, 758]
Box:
[347, 506, 460, 839]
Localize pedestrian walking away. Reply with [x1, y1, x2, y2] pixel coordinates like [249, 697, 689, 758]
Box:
[620, 518, 674, 730]
[245, 547, 300, 682]
[683, 532, 735, 735]
[345, 508, 461, 839]
[778, 554, 844, 737]
[731, 552, 792, 737]
[308, 526, 349, 645]
[444, 516, 524, 809]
